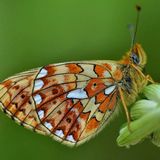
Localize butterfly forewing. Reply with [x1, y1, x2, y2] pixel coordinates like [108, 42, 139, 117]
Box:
[0, 61, 119, 146]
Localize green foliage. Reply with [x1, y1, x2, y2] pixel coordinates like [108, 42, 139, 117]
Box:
[117, 84, 160, 147]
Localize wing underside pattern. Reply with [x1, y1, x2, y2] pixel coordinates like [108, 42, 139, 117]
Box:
[0, 62, 119, 146]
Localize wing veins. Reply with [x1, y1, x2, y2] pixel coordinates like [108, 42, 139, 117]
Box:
[62, 98, 91, 144]
[76, 91, 117, 143]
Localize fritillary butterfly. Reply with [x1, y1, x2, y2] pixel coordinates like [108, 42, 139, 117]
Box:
[0, 43, 152, 146]
[0, 6, 153, 146]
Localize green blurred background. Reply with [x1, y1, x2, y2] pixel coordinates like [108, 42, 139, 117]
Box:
[0, 0, 160, 160]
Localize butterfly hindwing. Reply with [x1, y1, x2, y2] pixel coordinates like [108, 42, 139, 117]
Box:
[0, 61, 119, 146]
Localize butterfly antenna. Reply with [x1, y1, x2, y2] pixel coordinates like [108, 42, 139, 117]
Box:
[129, 5, 141, 49]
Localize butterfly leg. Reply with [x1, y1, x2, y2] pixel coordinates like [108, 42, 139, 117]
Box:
[118, 87, 131, 132]
[145, 75, 155, 84]
[132, 64, 155, 84]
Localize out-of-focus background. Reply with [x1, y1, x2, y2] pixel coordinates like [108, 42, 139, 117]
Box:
[0, 0, 159, 160]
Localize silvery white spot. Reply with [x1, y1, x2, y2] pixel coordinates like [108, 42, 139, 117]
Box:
[67, 88, 88, 99]
[55, 130, 64, 138]
[66, 134, 76, 143]
[34, 79, 44, 91]
[105, 85, 116, 95]
[34, 94, 42, 104]
[37, 68, 48, 78]
[38, 110, 44, 119]
[44, 122, 53, 130]
[103, 71, 111, 78]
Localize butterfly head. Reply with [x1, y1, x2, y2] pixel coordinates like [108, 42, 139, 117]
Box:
[121, 43, 147, 69]
[130, 43, 147, 68]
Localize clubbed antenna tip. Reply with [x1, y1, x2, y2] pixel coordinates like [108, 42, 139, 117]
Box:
[136, 5, 141, 12]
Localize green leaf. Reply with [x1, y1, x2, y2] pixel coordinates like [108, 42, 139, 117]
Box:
[131, 100, 158, 120]
[143, 84, 160, 103]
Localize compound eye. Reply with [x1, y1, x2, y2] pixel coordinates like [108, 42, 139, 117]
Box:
[130, 52, 140, 64]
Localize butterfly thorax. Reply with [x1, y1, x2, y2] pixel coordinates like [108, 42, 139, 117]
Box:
[120, 64, 148, 106]
[116, 43, 148, 106]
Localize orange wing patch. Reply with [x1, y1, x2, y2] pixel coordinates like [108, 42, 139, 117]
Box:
[84, 79, 106, 97]
[94, 65, 111, 78]
[43, 63, 83, 78]
[66, 64, 83, 74]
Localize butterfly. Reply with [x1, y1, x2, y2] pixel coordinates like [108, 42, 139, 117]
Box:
[0, 6, 154, 147]
[0, 43, 153, 146]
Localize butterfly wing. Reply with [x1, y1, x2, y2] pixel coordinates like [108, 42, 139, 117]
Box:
[0, 61, 120, 146]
